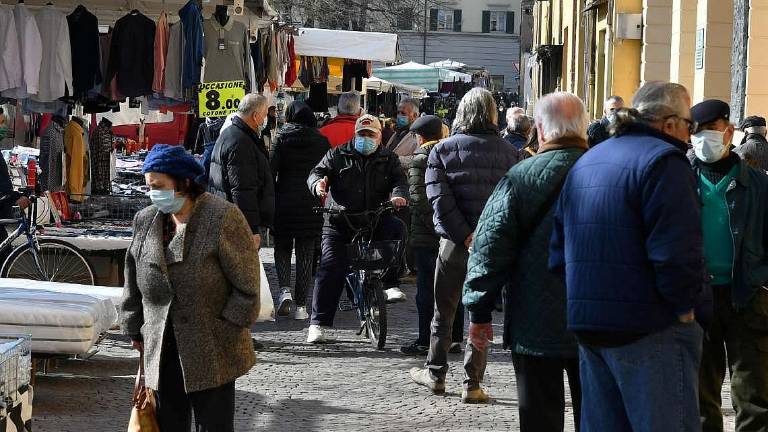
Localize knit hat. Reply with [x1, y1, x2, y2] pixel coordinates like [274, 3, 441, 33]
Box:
[142, 144, 204, 180]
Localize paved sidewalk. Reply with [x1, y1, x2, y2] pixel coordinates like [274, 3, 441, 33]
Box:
[32, 248, 735, 431]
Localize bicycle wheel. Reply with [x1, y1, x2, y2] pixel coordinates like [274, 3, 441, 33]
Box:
[2, 239, 95, 285]
[364, 278, 387, 350]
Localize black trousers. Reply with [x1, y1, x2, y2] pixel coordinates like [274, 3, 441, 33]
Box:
[155, 324, 236, 432]
[511, 353, 582, 432]
[274, 235, 317, 307]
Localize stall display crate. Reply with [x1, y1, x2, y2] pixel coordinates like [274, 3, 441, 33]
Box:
[0, 335, 32, 421]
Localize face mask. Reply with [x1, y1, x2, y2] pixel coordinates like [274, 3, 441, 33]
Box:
[691, 130, 727, 163]
[149, 189, 186, 214]
[396, 115, 410, 128]
[354, 136, 378, 155]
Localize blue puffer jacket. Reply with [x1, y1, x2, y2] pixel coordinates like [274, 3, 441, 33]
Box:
[549, 123, 707, 334]
[426, 129, 519, 244]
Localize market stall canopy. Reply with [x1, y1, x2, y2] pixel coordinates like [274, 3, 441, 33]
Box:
[364, 77, 427, 98]
[294, 28, 399, 63]
[428, 59, 467, 70]
[373, 62, 471, 92]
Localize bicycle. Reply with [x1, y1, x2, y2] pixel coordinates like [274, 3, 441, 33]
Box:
[316, 202, 402, 350]
[0, 191, 95, 285]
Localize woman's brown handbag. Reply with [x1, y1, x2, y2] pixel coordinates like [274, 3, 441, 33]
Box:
[128, 353, 160, 432]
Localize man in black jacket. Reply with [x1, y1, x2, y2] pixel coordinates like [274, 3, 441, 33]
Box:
[208, 94, 275, 249]
[306, 115, 408, 344]
[735, 115, 768, 172]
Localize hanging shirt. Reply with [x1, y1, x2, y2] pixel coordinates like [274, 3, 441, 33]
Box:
[2, 3, 41, 99]
[33, 7, 72, 102]
[67, 5, 101, 100]
[0, 5, 21, 93]
[283, 34, 297, 87]
[179, 0, 204, 90]
[106, 11, 156, 98]
[164, 22, 184, 100]
[89, 120, 113, 194]
[64, 120, 87, 201]
[39, 120, 65, 192]
[202, 18, 250, 84]
[152, 12, 170, 93]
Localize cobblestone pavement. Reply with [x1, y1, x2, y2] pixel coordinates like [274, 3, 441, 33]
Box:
[32, 248, 735, 431]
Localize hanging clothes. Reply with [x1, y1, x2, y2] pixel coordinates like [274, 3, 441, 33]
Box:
[307, 82, 328, 113]
[179, 0, 204, 91]
[152, 12, 170, 94]
[164, 21, 184, 101]
[342, 60, 369, 92]
[64, 119, 87, 201]
[256, 28, 270, 92]
[0, 5, 21, 93]
[283, 34, 297, 87]
[89, 118, 113, 194]
[33, 7, 72, 102]
[39, 118, 65, 192]
[2, 3, 41, 99]
[67, 5, 100, 100]
[106, 11, 156, 98]
[202, 18, 250, 84]
[266, 28, 280, 90]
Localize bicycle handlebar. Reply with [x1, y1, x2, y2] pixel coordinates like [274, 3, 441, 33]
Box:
[314, 201, 398, 234]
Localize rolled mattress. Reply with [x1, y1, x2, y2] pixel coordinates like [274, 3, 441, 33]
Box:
[0, 288, 117, 355]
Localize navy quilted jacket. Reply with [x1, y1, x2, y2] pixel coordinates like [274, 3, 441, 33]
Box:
[464, 143, 586, 357]
[426, 129, 519, 244]
[549, 123, 707, 334]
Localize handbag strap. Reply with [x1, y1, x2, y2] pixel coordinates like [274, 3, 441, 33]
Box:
[132, 352, 145, 404]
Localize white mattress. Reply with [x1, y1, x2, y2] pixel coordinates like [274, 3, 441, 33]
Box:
[0, 278, 123, 304]
[0, 288, 117, 355]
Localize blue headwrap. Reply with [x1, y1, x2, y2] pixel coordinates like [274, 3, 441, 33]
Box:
[142, 144, 204, 180]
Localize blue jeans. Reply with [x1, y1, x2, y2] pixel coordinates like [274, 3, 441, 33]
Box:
[579, 322, 703, 432]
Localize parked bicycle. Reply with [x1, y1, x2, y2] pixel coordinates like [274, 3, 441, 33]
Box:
[315, 202, 402, 349]
[0, 191, 94, 285]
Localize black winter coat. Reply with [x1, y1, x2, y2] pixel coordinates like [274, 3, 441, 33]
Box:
[409, 141, 440, 249]
[308, 143, 408, 232]
[426, 130, 519, 244]
[208, 116, 275, 233]
[271, 123, 330, 238]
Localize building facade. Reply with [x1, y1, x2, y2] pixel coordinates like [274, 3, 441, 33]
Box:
[526, 0, 766, 125]
[395, 0, 523, 91]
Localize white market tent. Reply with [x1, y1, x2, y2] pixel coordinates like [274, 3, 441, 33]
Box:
[428, 59, 467, 70]
[372, 62, 471, 92]
[294, 28, 399, 63]
[363, 77, 427, 98]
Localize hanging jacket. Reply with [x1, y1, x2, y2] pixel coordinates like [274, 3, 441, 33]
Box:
[464, 140, 587, 357]
[106, 11, 156, 97]
[179, 0, 204, 90]
[67, 5, 100, 99]
[64, 120, 87, 202]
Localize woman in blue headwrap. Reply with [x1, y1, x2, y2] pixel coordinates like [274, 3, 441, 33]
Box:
[119, 144, 260, 432]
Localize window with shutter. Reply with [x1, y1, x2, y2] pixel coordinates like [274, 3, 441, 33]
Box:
[436, 10, 454, 31]
[482, 10, 490, 33]
[506, 11, 515, 34]
[488, 11, 507, 33]
[453, 9, 462, 32]
[429, 8, 438, 31]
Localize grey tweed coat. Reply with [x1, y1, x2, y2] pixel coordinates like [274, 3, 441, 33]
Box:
[120, 193, 260, 393]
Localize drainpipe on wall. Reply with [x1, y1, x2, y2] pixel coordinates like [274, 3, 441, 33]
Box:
[423, 0, 428, 64]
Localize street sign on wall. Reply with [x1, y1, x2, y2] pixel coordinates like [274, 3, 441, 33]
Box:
[696, 28, 705, 70]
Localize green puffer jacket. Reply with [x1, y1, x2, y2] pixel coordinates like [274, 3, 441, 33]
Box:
[463, 142, 586, 358]
[409, 141, 441, 249]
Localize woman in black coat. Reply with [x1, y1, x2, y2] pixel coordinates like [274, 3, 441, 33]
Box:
[270, 101, 330, 319]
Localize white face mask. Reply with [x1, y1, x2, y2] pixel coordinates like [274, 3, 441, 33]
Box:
[691, 130, 727, 163]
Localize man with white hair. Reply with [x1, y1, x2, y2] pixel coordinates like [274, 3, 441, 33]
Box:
[463, 92, 587, 430]
[587, 95, 624, 147]
[409, 88, 518, 404]
[386, 97, 421, 169]
[502, 106, 531, 150]
[320, 92, 362, 148]
[550, 82, 709, 431]
[209, 93, 274, 250]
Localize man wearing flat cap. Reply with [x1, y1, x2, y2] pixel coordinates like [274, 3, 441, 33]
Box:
[735, 115, 768, 172]
[689, 99, 768, 432]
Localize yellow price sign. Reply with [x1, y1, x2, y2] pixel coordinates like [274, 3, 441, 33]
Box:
[198, 81, 246, 118]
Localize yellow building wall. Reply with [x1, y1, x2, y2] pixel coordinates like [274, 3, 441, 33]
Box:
[611, 0, 643, 104]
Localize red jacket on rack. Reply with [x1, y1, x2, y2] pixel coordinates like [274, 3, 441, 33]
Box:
[319, 114, 359, 148]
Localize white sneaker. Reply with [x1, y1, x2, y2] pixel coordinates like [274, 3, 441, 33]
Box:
[277, 288, 293, 316]
[294, 306, 309, 320]
[385, 287, 407, 303]
[307, 324, 328, 344]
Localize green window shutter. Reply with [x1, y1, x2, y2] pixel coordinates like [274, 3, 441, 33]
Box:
[453, 9, 462, 32]
[482, 10, 490, 33]
[506, 11, 515, 34]
[429, 9, 438, 31]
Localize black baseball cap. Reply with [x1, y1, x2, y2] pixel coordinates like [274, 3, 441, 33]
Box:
[410, 115, 444, 140]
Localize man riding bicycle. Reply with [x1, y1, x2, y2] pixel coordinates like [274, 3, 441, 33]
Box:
[306, 114, 408, 344]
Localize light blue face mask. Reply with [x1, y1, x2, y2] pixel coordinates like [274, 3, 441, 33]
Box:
[354, 136, 378, 155]
[149, 189, 186, 214]
[396, 115, 410, 128]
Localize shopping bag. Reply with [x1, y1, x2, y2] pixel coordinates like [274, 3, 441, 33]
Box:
[128, 354, 159, 432]
[256, 259, 275, 322]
